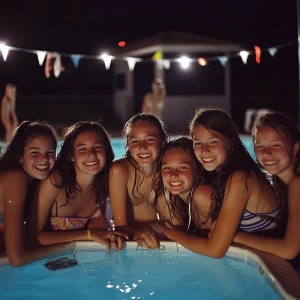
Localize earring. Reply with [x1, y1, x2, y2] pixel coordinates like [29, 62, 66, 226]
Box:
[20, 158, 24, 164]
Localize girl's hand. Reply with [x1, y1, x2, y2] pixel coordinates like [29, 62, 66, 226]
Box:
[91, 230, 129, 252]
[150, 220, 173, 236]
[133, 228, 159, 249]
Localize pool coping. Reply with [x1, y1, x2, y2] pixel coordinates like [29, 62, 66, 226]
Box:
[1, 241, 300, 299]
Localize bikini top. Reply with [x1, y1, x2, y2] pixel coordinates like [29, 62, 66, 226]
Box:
[239, 207, 280, 232]
[50, 201, 89, 231]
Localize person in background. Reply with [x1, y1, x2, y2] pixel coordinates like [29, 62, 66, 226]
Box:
[109, 113, 168, 249]
[35, 121, 127, 252]
[234, 112, 300, 268]
[142, 79, 166, 121]
[1, 83, 18, 144]
[0, 121, 74, 267]
[151, 107, 280, 258]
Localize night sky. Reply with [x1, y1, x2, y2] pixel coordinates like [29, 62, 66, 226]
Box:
[0, 0, 298, 127]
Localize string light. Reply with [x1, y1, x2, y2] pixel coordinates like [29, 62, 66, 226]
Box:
[0, 40, 296, 73]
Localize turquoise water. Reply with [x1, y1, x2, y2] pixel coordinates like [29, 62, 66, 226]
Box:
[1, 136, 253, 161]
[0, 247, 281, 300]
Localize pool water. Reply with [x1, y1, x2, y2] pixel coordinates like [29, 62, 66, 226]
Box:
[0, 246, 281, 300]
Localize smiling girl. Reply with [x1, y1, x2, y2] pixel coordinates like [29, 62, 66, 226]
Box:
[0, 121, 74, 267]
[151, 108, 280, 258]
[109, 113, 168, 249]
[35, 121, 127, 252]
[152, 137, 213, 237]
[234, 112, 300, 263]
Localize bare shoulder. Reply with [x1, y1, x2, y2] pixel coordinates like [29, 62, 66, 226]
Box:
[0, 169, 28, 185]
[289, 176, 300, 187]
[193, 184, 214, 208]
[110, 158, 130, 176]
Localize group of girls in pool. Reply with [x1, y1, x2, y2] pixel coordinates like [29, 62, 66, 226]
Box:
[0, 107, 299, 272]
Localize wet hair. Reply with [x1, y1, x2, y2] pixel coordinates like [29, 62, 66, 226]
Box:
[52, 121, 114, 206]
[252, 112, 300, 221]
[0, 120, 57, 172]
[152, 137, 202, 227]
[189, 107, 270, 222]
[122, 113, 169, 199]
[5, 83, 16, 90]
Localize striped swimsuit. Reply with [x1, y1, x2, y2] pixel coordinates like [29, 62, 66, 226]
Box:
[239, 208, 280, 232]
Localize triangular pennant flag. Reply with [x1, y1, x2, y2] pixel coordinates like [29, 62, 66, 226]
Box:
[163, 60, 170, 69]
[71, 54, 81, 68]
[152, 50, 162, 61]
[240, 51, 249, 64]
[254, 46, 261, 64]
[52, 52, 63, 78]
[100, 54, 112, 70]
[0, 44, 10, 61]
[126, 57, 140, 71]
[36, 51, 47, 66]
[268, 47, 277, 57]
[218, 56, 228, 67]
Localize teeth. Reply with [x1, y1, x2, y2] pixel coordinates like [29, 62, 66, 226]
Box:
[35, 165, 49, 170]
[138, 154, 151, 158]
[202, 157, 215, 162]
[170, 182, 182, 186]
[264, 161, 277, 165]
[85, 161, 98, 166]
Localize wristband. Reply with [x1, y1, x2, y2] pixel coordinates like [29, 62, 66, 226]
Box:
[87, 229, 92, 241]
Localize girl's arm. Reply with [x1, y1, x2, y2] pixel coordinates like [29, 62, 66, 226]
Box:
[3, 171, 74, 267]
[234, 176, 300, 259]
[87, 208, 110, 230]
[153, 171, 249, 258]
[1, 97, 9, 127]
[36, 174, 127, 251]
[109, 161, 133, 235]
[109, 161, 159, 249]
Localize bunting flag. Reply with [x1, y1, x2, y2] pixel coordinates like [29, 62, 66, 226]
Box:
[53, 52, 63, 77]
[240, 51, 249, 65]
[254, 46, 261, 64]
[45, 52, 64, 78]
[268, 47, 277, 57]
[0, 44, 10, 61]
[126, 57, 141, 71]
[36, 51, 47, 66]
[152, 50, 162, 61]
[100, 54, 112, 70]
[0, 40, 296, 75]
[71, 54, 81, 68]
[218, 56, 228, 67]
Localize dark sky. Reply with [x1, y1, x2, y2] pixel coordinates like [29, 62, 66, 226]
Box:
[0, 0, 298, 95]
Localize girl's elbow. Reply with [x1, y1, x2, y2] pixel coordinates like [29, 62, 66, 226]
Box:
[281, 248, 299, 260]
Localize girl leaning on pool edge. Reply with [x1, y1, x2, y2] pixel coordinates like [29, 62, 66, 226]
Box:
[0, 121, 74, 267]
[34, 121, 128, 252]
[151, 107, 280, 258]
[234, 112, 300, 265]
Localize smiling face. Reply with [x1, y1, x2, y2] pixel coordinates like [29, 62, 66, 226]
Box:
[161, 148, 195, 201]
[20, 136, 56, 180]
[127, 121, 163, 168]
[192, 125, 229, 171]
[254, 125, 298, 182]
[72, 131, 106, 176]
